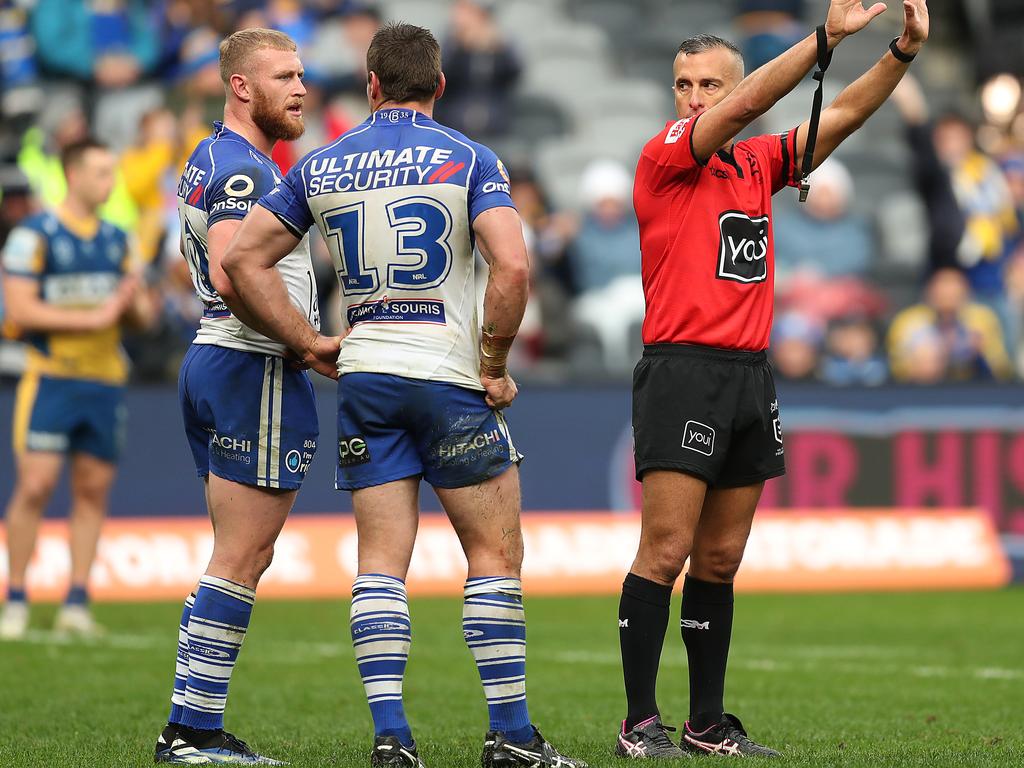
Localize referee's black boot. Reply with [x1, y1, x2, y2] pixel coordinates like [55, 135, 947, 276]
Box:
[680, 714, 781, 757]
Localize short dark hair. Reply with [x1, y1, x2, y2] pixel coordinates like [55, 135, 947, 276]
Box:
[366, 22, 441, 104]
[677, 34, 744, 64]
[60, 137, 109, 174]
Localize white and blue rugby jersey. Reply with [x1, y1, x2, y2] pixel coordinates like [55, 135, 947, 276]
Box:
[259, 108, 515, 390]
[177, 122, 319, 357]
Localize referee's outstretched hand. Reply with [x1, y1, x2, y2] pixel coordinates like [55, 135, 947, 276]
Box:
[825, 0, 888, 45]
[900, 0, 930, 48]
[482, 372, 518, 410]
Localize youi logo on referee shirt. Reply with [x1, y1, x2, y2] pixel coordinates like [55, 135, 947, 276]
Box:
[717, 211, 769, 283]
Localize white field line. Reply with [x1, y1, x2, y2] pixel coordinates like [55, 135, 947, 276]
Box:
[8, 632, 1023, 682]
[544, 649, 1024, 682]
[5, 629, 350, 660]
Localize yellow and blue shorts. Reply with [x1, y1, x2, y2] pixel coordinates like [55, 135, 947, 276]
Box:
[13, 372, 125, 462]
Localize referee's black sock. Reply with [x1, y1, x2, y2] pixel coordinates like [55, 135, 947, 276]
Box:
[680, 575, 734, 733]
[619, 572, 672, 731]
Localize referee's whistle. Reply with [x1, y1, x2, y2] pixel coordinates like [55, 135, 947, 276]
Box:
[798, 177, 810, 203]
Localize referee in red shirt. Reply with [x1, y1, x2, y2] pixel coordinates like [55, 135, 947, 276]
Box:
[616, 0, 930, 758]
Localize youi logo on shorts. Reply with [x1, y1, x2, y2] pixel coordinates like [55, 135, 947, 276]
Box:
[682, 420, 715, 456]
[717, 211, 769, 284]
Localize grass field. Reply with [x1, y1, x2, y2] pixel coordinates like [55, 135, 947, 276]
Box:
[0, 589, 1022, 767]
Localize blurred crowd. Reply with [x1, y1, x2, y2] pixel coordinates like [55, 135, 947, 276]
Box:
[1, 0, 1024, 386]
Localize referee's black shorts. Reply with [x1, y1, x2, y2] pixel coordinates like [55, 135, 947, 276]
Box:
[632, 343, 785, 488]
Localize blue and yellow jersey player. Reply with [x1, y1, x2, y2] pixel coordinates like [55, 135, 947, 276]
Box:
[0, 138, 152, 641]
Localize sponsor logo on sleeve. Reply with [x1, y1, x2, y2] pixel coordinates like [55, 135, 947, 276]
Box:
[211, 198, 252, 213]
[682, 420, 715, 456]
[338, 435, 371, 467]
[717, 211, 769, 283]
[224, 174, 255, 197]
[665, 118, 691, 144]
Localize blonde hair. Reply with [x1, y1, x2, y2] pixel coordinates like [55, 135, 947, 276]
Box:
[219, 27, 297, 86]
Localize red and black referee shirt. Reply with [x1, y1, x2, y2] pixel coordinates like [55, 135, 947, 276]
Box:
[633, 114, 801, 352]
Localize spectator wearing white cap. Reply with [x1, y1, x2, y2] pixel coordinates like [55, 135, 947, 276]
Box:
[773, 157, 874, 285]
[567, 159, 642, 295]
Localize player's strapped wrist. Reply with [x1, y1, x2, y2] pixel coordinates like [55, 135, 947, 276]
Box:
[479, 328, 515, 378]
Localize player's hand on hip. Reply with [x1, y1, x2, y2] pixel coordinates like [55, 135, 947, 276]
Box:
[300, 333, 342, 380]
[284, 350, 311, 371]
[899, 0, 929, 53]
[825, 0, 888, 46]
[481, 372, 518, 409]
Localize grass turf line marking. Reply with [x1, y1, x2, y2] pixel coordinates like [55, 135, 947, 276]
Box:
[7, 629, 351, 659]
[544, 650, 1024, 682]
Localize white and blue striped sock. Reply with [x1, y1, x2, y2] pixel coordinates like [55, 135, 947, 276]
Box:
[463, 576, 533, 744]
[168, 592, 196, 724]
[180, 575, 255, 731]
[351, 573, 413, 747]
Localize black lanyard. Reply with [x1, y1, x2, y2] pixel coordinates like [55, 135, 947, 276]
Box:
[799, 25, 833, 202]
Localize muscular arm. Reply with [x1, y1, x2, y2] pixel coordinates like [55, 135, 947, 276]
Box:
[221, 205, 340, 378]
[796, 0, 930, 170]
[474, 206, 530, 338]
[207, 218, 277, 334]
[473, 206, 530, 408]
[691, 0, 887, 163]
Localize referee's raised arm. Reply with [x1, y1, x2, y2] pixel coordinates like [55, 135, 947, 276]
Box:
[688, 0, 887, 164]
[793, 0, 930, 171]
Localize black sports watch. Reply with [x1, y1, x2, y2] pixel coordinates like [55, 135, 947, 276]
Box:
[889, 37, 916, 63]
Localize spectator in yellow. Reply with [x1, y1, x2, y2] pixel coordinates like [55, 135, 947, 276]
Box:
[119, 107, 206, 264]
[932, 112, 1018, 297]
[888, 267, 1012, 382]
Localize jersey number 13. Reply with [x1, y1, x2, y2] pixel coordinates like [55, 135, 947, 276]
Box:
[323, 196, 454, 296]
